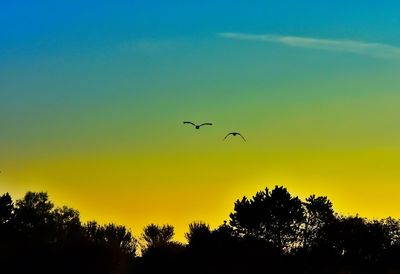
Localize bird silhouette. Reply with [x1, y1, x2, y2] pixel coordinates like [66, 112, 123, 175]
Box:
[183, 121, 213, 129]
[224, 132, 246, 141]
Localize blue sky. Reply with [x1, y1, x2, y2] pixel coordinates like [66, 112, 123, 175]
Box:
[2, 1, 400, 58]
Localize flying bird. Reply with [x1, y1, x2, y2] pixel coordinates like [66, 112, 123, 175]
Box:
[224, 132, 246, 141]
[183, 121, 213, 129]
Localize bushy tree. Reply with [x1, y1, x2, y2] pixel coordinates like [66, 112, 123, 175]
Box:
[0, 193, 13, 225]
[14, 192, 56, 242]
[230, 186, 304, 252]
[142, 224, 174, 250]
[324, 216, 388, 264]
[185, 221, 211, 247]
[53, 206, 81, 241]
[83, 221, 137, 256]
[103, 223, 137, 256]
[302, 195, 335, 250]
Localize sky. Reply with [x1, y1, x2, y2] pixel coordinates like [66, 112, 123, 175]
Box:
[1, 1, 400, 241]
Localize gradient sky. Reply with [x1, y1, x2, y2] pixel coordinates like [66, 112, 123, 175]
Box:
[2, 1, 400, 241]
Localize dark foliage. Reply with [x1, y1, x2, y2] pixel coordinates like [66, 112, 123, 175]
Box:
[0, 192, 137, 274]
[2, 186, 400, 274]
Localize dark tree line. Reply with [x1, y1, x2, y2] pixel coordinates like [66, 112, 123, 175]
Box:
[1, 187, 400, 274]
[0, 192, 136, 274]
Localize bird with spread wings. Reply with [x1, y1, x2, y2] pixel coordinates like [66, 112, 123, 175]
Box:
[224, 132, 246, 141]
[183, 121, 213, 129]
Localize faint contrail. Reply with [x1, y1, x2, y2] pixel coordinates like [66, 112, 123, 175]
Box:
[219, 32, 400, 60]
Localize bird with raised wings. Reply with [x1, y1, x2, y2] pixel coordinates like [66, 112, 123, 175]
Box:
[183, 121, 213, 129]
[224, 132, 246, 141]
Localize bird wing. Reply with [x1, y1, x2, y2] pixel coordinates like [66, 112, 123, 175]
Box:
[199, 122, 213, 127]
[223, 133, 233, 140]
[237, 133, 246, 141]
[183, 121, 196, 126]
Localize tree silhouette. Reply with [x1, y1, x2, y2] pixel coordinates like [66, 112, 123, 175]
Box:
[142, 224, 174, 250]
[103, 223, 137, 256]
[84, 220, 102, 241]
[139, 224, 186, 274]
[382, 217, 400, 246]
[53, 205, 81, 242]
[14, 192, 56, 243]
[185, 221, 211, 247]
[0, 192, 15, 256]
[302, 195, 335, 250]
[230, 186, 304, 252]
[0, 192, 13, 225]
[83, 221, 137, 256]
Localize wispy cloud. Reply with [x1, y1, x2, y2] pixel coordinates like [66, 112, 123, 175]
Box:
[219, 32, 400, 60]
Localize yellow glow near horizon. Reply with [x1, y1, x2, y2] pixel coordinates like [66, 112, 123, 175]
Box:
[3, 146, 400, 242]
